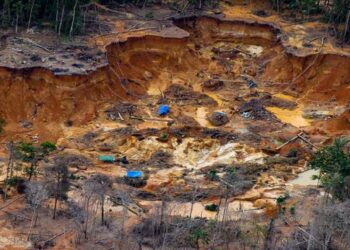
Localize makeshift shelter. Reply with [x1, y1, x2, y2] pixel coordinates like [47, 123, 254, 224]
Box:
[99, 155, 115, 163]
[158, 105, 170, 116]
[126, 170, 143, 178]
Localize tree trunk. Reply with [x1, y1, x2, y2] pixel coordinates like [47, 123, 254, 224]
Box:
[53, 194, 58, 219]
[264, 219, 275, 250]
[83, 196, 91, 240]
[58, 4, 65, 36]
[28, 163, 34, 181]
[4, 142, 14, 200]
[69, 0, 79, 37]
[101, 196, 105, 225]
[15, 9, 18, 33]
[27, 0, 36, 30]
[343, 8, 350, 43]
[55, 0, 59, 32]
[27, 208, 38, 240]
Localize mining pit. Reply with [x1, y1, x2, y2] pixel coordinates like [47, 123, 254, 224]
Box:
[0, 6, 349, 250]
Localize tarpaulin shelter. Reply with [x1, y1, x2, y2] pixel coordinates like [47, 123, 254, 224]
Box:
[158, 105, 170, 116]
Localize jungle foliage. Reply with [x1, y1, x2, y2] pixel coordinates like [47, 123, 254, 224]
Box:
[271, 0, 350, 42]
[309, 137, 350, 200]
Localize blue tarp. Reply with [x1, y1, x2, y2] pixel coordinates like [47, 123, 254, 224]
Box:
[247, 80, 257, 88]
[159, 105, 170, 116]
[126, 170, 143, 178]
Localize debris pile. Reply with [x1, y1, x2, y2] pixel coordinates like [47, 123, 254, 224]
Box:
[106, 102, 138, 121]
[239, 99, 276, 120]
[202, 77, 224, 91]
[164, 84, 217, 106]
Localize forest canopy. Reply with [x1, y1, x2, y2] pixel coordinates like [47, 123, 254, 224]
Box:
[0, 0, 349, 40]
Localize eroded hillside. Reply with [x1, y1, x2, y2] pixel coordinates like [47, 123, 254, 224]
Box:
[0, 1, 349, 249]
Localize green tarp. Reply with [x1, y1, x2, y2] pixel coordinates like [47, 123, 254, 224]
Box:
[99, 155, 115, 162]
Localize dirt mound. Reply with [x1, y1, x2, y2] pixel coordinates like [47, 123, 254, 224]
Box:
[176, 114, 200, 127]
[260, 94, 297, 109]
[239, 99, 276, 120]
[106, 102, 137, 119]
[202, 78, 224, 91]
[164, 84, 217, 106]
[105, 102, 146, 123]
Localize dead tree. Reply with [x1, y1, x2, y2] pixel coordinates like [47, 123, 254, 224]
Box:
[69, 0, 79, 37]
[25, 181, 49, 240]
[344, 7, 350, 43]
[84, 174, 112, 226]
[4, 142, 15, 200]
[27, 0, 36, 30]
[44, 157, 69, 219]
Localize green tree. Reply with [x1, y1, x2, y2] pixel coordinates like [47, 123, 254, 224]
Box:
[15, 141, 56, 181]
[188, 228, 209, 248]
[309, 137, 350, 200]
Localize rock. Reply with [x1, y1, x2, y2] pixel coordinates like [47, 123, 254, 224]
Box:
[262, 190, 285, 199]
[171, 78, 186, 85]
[208, 111, 229, 126]
[19, 120, 33, 129]
[143, 71, 153, 80]
[252, 9, 269, 17]
[202, 78, 224, 91]
[253, 199, 275, 208]
[57, 138, 78, 149]
[236, 189, 261, 201]
[99, 143, 112, 151]
[68, 166, 79, 174]
[76, 165, 88, 171]
[303, 110, 334, 119]
[213, 9, 222, 14]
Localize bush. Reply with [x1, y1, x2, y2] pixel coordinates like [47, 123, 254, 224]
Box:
[0, 118, 5, 133]
[5, 176, 26, 193]
[6, 176, 21, 187]
[287, 148, 298, 158]
[206, 170, 219, 181]
[123, 176, 147, 187]
[309, 137, 350, 200]
[188, 228, 209, 247]
[276, 191, 290, 205]
[40, 141, 57, 153]
[205, 203, 219, 211]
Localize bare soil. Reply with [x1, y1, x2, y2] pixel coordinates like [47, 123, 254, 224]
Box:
[0, 1, 349, 249]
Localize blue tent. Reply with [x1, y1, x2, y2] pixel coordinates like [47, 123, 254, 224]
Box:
[126, 170, 143, 178]
[159, 105, 170, 116]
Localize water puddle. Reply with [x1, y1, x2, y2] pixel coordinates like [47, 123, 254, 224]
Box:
[267, 93, 312, 127]
[195, 107, 212, 127]
[289, 169, 320, 186]
[273, 93, 295, 102]
[206, 92, 224, 107]
[267, 106, 312, 127]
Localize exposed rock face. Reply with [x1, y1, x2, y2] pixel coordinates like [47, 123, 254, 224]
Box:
[236, 189, 261, 201]
[208, 111, 229, 126]
[253, 199, 276, 208]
